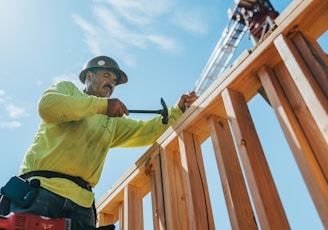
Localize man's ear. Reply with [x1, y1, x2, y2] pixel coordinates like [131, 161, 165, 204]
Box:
[85, 71, 93, 82]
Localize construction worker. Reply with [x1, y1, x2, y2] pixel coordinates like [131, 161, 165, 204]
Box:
[0, 56, 198, 228]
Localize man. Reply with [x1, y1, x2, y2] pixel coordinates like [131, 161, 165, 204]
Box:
[1, 56, 197, 228]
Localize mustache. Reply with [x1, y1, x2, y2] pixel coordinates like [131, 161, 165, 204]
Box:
[103, 84, 113, 90]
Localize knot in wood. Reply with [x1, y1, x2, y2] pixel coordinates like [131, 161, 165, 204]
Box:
[241, 139, 247, 146]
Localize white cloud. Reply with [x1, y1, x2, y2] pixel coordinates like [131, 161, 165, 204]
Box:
[72, 14, 96, 36]
[0, 89, 24, 129]
[172, 7, 209, 34]
[95, 6, 179, 52]
[72, 0, 211, 63]
[147, 34, 178, 52]
[0, 90, 5, 104]
[0, 121, 21, 129]
[103, 0, 173, 25]
[84, 37, 102, 56]
[95, 7, 146, 48]
[6, 104, 25, 119]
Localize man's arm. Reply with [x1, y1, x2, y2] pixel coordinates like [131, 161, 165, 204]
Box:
[38, 81, 108, 124]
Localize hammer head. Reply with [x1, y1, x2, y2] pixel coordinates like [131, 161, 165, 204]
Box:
[160, 97, 169, 124]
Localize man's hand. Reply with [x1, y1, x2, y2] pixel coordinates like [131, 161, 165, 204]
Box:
[107, 98, 129, 117]
[178, 91, 198, 112]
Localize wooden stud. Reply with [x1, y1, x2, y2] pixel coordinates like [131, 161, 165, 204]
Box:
[150, 155, 166, 230]
[222, 88, 290, 230]
[119, 202, 124, 230]
[207, 115, 258, 230]
[258, 65, 328, 228]
[160, 147, 190, 230]
[124, 184, 143, 230]
[291, 32, 328, 99]
[94, 2, 328, 229]
[178, 131, 215, 230]
[273, 59, 328, 180]
[274, 34, 328, 178]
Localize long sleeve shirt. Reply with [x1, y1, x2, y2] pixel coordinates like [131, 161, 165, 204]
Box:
[19, 81, 183, 207]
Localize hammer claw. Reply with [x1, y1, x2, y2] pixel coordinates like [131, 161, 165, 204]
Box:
[128, 98, 169, 124]
[160, 97, 168, 124]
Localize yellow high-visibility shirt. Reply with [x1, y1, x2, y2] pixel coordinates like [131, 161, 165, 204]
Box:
[19, 81, 183, 207]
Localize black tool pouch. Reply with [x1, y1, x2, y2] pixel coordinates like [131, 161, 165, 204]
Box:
[0, 194, 10, 215]
[0, 176, 40, 209]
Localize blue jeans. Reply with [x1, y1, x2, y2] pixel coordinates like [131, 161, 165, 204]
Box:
[10, 186, 95, 227]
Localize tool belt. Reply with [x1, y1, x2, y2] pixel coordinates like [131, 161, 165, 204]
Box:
[0, 170, 92, 216]
[20, 170, 92, 192]
[21, 170, 97, 225]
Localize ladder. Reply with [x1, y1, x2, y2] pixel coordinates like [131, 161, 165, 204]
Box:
[194, 0, 279, 95]
[194, 19, 247, 95]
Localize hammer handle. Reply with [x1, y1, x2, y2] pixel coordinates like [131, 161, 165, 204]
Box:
[128, 109, 163, 114]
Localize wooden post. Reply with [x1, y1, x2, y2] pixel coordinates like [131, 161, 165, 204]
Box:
[119, 202, 124, 230]
[274, 34, 328, 179]
[207, 115, 258, 230]
[291, 32, 328, 99]
[222, 88, 290, 230]
[178, 131, 215, 230]
[150, 155, 166, 230]
[258, 65, 328, 228]
[123, 184, 143, 230]
[160, 147, 190, 230]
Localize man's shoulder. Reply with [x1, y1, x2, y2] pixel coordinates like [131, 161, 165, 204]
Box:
[54, 80, 78, 87]
[52, 80, 81, 93]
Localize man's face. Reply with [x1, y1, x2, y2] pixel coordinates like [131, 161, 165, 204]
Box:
[84, 69, 118, 97]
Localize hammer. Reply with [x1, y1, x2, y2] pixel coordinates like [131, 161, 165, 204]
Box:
[128, 98, 169, 124]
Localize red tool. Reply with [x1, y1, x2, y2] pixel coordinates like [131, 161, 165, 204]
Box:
[0, 212, 115, 230]
[0, 212, 70, 230]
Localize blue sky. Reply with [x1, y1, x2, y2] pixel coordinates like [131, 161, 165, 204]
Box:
[0, 0, 327, 229]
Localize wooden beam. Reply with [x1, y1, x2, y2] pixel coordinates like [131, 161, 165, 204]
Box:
[160, 147, 190, 230]
[222, 88, 290, 230]
[207, 115, 257, 230]
[119, 202, 124, 230]
[124, 185, 143, 230]
[178, 131, 215, 230]
[274, 34, 328, 180]
[291, 32, 328, 99]
[274, 34, 328, 143]
[258, 65, 328, 228]
[95, 1, 328, 229]
[150, 155, 166, 230]
[96, 146, 159, 223]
